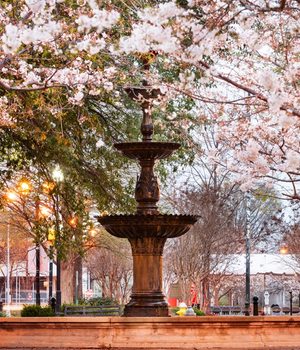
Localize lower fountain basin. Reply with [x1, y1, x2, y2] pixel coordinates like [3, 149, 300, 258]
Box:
[97, 213, 198, 239]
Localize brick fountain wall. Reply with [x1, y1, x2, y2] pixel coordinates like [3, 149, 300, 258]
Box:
[1, 316, 300, 349]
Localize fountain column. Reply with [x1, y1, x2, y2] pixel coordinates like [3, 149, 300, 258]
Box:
[124, 237, 168, 316]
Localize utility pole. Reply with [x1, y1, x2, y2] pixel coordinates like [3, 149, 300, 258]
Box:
[245, 190, 251, 316]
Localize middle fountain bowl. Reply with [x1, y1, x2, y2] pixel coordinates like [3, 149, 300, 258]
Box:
[98, 141, 198, 238]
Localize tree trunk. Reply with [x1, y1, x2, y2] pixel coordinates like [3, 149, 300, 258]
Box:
[202, 277, 211, 314]
[214, 287, 219, 306]
[60, 258, 76, 304]
[73, 255, 83, 300]
[25, 256, 31, 290]
[179, 279, 191, 304]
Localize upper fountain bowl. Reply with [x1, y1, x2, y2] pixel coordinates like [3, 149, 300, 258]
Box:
[114, 142, 181, 160]
[97, 213, 199, 239]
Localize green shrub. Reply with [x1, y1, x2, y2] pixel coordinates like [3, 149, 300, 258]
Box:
[171, 307, 180, 315]
[11, 311, 21, 317]
[21, 305, 55, 317]
[88, 297, 119, 306]
[77, 297, 90, 305]
[193, 308, 206, 316]
[171, 306, 206, 316]
[60, 298, 119, 314]
[60, 299, 90, 313]
[0, 311, 6, 317]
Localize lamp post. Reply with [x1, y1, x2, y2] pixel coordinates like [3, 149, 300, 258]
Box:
[52, 165, 63, 315]
[48, 228, 55, 304]
[245, 190, 251, 316]
[279, 246, 294, 315]
[6, 221, 10, 316]
[5, 190, 18, 316]
[34, 201, 41, 306]
[35, 242, 40, 305]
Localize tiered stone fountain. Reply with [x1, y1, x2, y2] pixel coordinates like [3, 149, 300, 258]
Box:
[97, 80, 198, 317]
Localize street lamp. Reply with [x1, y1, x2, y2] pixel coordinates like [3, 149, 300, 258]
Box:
[245, 190, 251, 316]
[53, 165, 64, 183]
[280, 246, 288, 255]
[69, 216, 77, 227]
[18, 179, 31, 195]
[89, 228, 97, 237]
[41, 184, 56, 306]
[52, 165, 63, 315]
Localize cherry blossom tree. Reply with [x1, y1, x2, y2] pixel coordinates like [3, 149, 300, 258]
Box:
[2, 0, 300, 198]
[117, 0, 300, 198]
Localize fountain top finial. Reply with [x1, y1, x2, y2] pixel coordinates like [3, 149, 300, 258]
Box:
[124, 52, 162, 143]
[124, 80, 162, 143]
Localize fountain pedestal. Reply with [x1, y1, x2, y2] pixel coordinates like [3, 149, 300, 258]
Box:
[124, 237, 169, 317]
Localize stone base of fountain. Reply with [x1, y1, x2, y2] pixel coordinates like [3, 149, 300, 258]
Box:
[2, 316, 300, 349]
[123, 303, 171, 317]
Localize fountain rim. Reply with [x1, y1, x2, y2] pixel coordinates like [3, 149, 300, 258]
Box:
[114, 141, 181, 148]
[96, 213, 199, 239]
[113, 142, 182, 160]
[96, 213, 199, 223]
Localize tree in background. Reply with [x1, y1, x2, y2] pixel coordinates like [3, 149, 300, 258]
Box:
[86, 232, 132, 305]
[0, 171, 105, 302]
[279, 203, 300, 273]
[163, 174, 244, 312]
[0, 211, 34, 300]
[162, 138, 285, 312]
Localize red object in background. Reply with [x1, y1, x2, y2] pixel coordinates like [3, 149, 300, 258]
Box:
[167, 284, 198, 307]
[168, 298, 177, 307]
[85, 289, 93, 298]
[191, 293, 198, 304]
[191, 285, 198, 304]
[28, 292, 32, 300]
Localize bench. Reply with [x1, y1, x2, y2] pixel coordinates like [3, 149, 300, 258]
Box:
[211, 307, 221, 315]
[271, 307, 281, 315]
[277, 307, 300, 315]
[211, 306, 242, 315]
[64, 305, 122, 316]
[221, 307, 230, 315]
[282, 307, 290, 315]
[231, 307, 242, 315]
